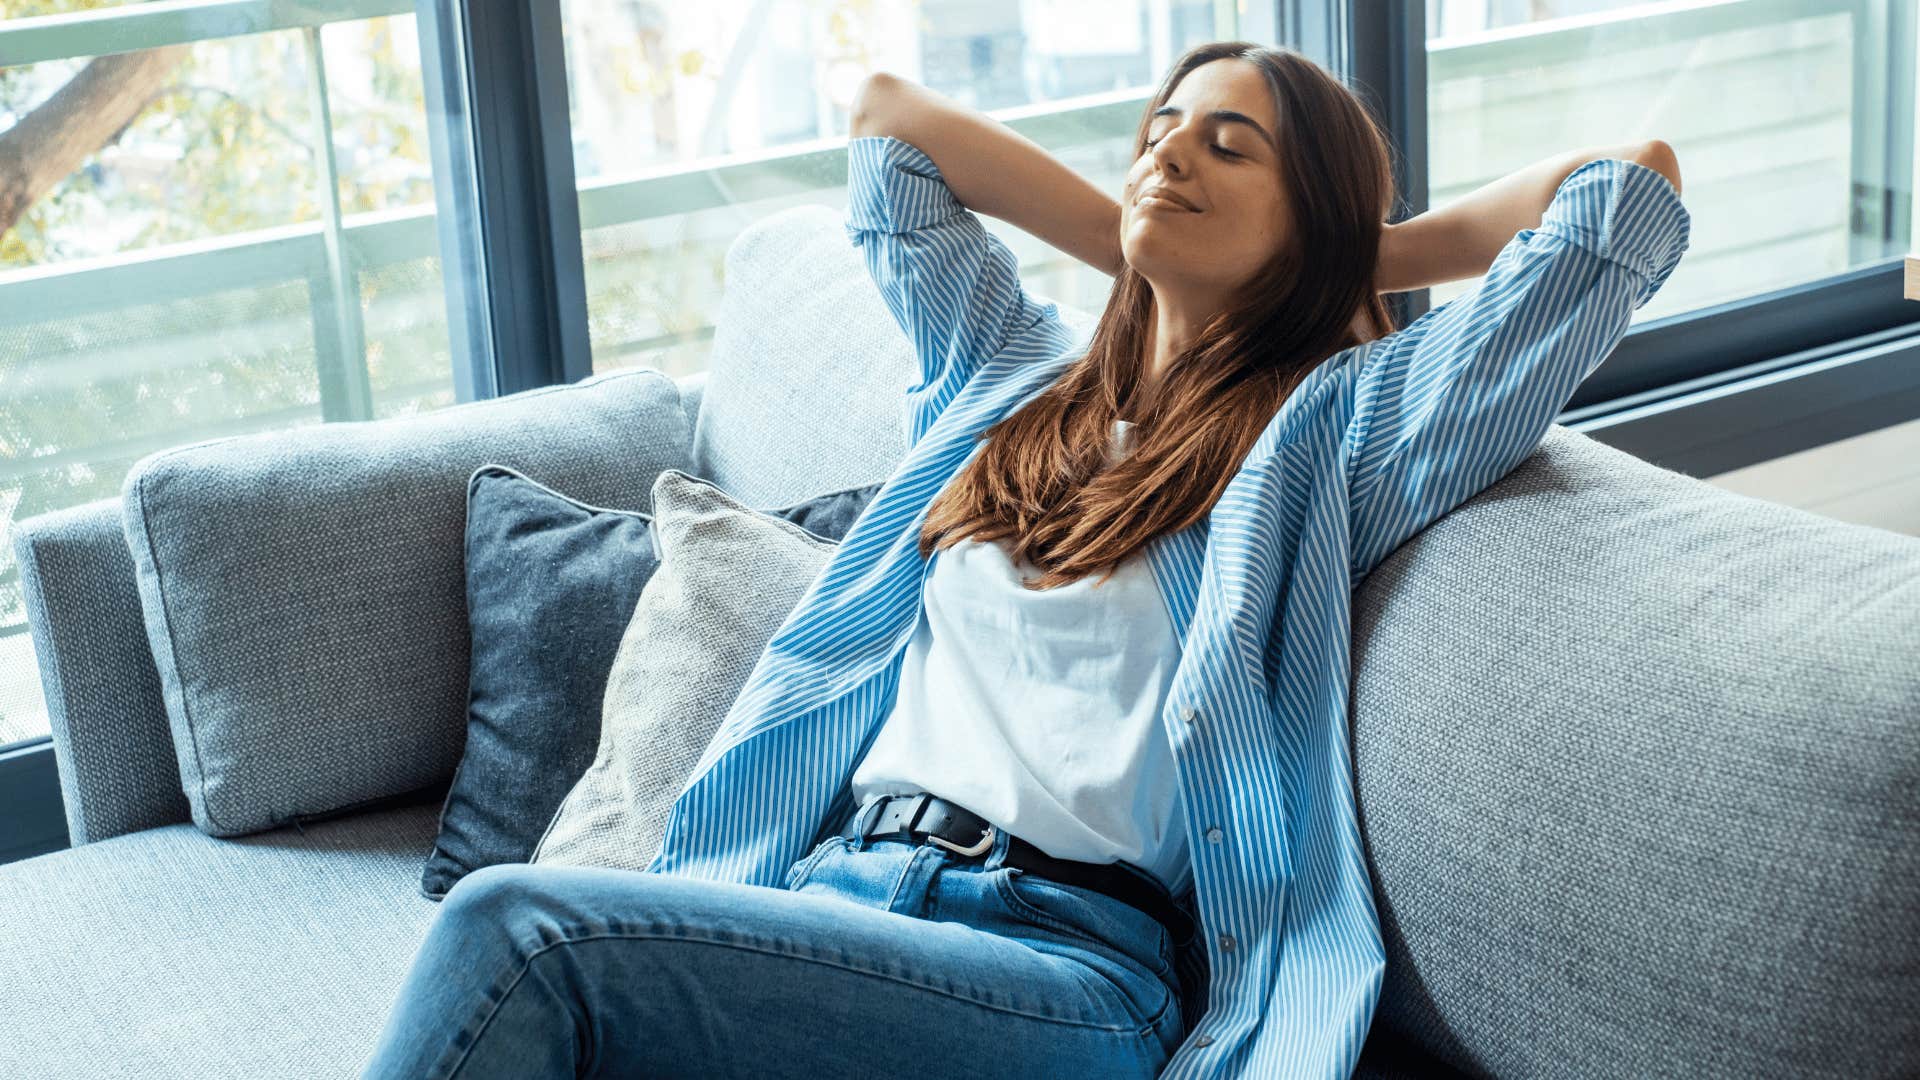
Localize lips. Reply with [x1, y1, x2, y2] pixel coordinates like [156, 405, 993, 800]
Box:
[1139, 187, 1199, 212]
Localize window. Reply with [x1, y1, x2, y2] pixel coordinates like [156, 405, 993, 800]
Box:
[556, 0, 1240, 378]
[0, 2, 456, 750]
[1424, 0, 1915, 324]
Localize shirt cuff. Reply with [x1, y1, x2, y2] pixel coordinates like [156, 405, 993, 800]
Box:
[843, 135, 967, 240]
[1535, 156, 1692, 308]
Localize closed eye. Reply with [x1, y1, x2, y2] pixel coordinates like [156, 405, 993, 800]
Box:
[1143, 137, 1241, 159]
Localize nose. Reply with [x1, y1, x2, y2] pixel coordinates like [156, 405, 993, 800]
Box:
[1151, 138, 1185, 176]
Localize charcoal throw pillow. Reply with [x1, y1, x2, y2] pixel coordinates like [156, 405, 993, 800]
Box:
[529, 468, 843, 873]
[418, 464, 878, 900]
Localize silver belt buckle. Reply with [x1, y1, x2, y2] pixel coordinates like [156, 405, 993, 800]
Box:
[929, 824, 995, 857]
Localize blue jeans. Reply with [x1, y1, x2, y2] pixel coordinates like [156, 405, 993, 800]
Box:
[361, 796, 1185, 1078]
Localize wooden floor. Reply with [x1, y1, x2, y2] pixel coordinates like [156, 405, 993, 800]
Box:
[1699, 416, 1920, 538]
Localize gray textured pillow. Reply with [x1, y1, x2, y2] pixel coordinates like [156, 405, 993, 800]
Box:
[118, 369, 691, 838]
[530, 467, 838, 871]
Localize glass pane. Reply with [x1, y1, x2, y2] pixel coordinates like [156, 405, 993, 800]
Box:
[0, 7, 455, 749]
[559, 0, 1237, 379]
[1424, 0, 1915, 321]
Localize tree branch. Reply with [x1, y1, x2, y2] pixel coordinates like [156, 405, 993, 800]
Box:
[0, 43, 193, 235]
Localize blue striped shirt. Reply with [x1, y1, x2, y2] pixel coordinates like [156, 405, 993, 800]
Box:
[646, 135, 1690, 1077]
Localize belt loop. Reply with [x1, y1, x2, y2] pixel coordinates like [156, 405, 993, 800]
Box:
[901, 793, 932, 835]
[849, 797, 878, 848]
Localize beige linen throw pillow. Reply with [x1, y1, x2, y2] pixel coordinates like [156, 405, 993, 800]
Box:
[531, 467, 838, 871]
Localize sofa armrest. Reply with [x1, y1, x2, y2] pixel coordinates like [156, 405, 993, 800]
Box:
[12, 499, 191, 846]
[675, 369, 707, 449]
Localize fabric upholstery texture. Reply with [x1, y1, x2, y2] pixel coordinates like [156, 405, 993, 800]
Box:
[1349, 423, 1920, 1077]
[690, 204, 1098, 506]
[11, 499, 190, 845]
[0, 786, 1456, 1080]
[421, 464, 878, 899]
[0, 803, 445, 1079]
[678, 369, 707, 443]
[118, 369, 692, 839]
[531, 469, 844, 872]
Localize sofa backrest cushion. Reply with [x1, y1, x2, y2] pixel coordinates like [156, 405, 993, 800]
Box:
[118, 369, 692, 838]
[1349, 424, 1920, 1077]
[691, 204, 1096, 507]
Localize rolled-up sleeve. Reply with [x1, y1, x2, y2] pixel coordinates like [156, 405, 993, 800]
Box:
[844, 135, 1060, 448]
[1345, 156, 1691, 582]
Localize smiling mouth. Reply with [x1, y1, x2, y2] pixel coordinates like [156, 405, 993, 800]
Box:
[1138, 194, 1198, 213]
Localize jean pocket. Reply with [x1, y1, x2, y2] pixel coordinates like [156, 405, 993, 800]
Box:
[993, 867, 1172, 980]
[782, 836, 850, 891]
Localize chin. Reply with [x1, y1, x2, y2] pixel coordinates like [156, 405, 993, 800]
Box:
[1119, 248, 1172, 280]
[1118, 239, 1154, 270]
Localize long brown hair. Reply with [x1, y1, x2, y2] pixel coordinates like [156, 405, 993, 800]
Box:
[917, 41, 1400, 590]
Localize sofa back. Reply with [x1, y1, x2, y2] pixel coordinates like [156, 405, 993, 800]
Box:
[687, 204, 1098, 504]
[1350, 423, 1920, 1075]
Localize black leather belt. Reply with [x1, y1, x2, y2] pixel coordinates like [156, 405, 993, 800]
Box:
[847, 793, 1194, 949]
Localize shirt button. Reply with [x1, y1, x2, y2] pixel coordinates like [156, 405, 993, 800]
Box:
[1181, 706, 1197, 723]
[1205, 827, 1224, 844]
[1219, 933, 1236, 952]
[1194, 1034, 1214, 1048]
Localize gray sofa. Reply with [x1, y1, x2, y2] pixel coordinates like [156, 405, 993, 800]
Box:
[5, 203, 1917, 1080]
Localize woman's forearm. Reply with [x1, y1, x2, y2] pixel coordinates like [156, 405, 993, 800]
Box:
[850, 73, 1125, 278]
[1377, 140, 1678, 293]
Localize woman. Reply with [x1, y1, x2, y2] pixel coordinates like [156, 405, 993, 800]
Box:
[362, 40, 1687, 1080]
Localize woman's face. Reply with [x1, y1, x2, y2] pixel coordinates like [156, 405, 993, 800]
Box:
[1120, 58, 1289, 297]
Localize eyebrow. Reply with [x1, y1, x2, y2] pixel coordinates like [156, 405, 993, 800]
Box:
[1150, 105, 1276, 151]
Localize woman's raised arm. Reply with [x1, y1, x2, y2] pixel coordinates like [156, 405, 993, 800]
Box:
[850, 72, 1125, 278]
[1377, 140, 1683, 294]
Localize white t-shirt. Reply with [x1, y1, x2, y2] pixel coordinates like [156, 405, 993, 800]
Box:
[850, 419, 1192, 895]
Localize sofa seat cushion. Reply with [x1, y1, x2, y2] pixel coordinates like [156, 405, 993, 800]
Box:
[0, 799, 1459, 1068]
[0, 801, 444, 1078]
[0, 797, 1463, 1076]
